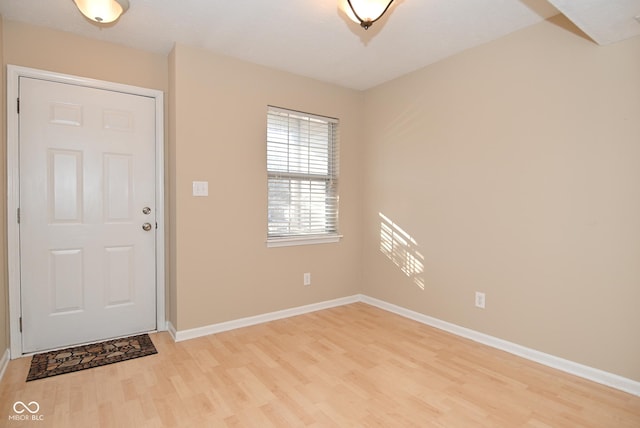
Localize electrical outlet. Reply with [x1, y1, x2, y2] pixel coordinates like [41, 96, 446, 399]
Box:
[303, 273, 311, 286]
[475, 292, 486, 309]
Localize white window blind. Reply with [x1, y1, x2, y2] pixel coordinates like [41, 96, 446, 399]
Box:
[267, 106, 339, 242]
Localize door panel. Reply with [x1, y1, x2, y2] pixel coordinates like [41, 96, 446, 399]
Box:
[19, 77, 157, 353]
[49, 149, 83, 222]
[50, 249, 84, 313]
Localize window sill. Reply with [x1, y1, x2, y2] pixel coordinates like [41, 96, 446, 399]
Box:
[266, 235, 343, 248]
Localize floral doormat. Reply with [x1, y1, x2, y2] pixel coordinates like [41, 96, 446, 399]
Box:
[26, 334, 157, 381]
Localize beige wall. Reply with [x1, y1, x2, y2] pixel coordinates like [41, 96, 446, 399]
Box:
[3, 20, 167, 91]
[170, 44, 363, 330]
[362, 15, 640, 381]
[0, 16, 7, 356]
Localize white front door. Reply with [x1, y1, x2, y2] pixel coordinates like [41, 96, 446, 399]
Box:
[19, 77, 157, 353]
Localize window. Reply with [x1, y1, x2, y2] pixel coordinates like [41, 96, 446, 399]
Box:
[266, 106, 340, 247]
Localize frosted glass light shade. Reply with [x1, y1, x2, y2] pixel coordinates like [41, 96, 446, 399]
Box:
[73, 0, 129, 23]
[344, 0, 395, 29]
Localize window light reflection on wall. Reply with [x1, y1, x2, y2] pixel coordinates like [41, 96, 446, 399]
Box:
[379, 212, 425, 290]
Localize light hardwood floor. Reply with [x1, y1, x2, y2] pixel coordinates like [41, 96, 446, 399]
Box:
[1, 303, 639, 427]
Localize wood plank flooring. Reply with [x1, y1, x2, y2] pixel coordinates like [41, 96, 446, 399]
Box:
[1, 303, 639, 427]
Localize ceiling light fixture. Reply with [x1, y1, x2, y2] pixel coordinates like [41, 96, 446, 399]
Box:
[345, 0, 395, 30]
[73, 0, 129, 24]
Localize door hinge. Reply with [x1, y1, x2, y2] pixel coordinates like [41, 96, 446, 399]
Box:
[17, 98, 20, 114]
[19, 317, 22, 333]
[17, 208, 20, 224]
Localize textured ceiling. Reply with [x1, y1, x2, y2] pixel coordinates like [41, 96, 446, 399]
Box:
[0, 0, 638, 90]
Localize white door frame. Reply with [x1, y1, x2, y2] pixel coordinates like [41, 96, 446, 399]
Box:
[6, 65, 166, 358]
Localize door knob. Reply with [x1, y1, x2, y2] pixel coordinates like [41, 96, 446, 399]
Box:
[142, 222, 152, 231]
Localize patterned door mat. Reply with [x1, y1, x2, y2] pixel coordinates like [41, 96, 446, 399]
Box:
[26, 334, 157, 381]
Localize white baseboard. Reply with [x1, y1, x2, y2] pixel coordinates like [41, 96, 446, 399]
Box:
[166, 320, 177, 341]
[172, 295, 361, 342]
[360, 295, 640, 397]
[0, 348, 10, 383]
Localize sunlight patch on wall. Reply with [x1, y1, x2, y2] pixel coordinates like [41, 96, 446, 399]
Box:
[379, 213, 425, 290]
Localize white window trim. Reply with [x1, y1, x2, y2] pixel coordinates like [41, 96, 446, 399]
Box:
[266, 234, 343, 248]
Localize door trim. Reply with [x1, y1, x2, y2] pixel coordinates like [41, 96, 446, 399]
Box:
[6, 65, 166, 358]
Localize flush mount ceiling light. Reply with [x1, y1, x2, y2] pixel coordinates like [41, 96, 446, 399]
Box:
[73, 0, 129, 23]
[345, 0, 395, 30]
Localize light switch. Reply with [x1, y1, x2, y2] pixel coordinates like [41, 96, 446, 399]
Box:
[192, 181, 209, 197]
